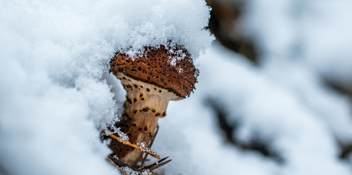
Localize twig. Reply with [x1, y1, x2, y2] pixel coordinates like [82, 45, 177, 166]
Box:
[141, 125, 160, 167]
[107, 157, 127, 175]
[138, 156, 172, 172]
[108, 133, 161, 160]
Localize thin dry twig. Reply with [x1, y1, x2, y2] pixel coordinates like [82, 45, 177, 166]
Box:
[108, 134, 161, 160]
[138, 156, 172, 172]
[141, 125, 160, 167]
[107, 157, 127, 175]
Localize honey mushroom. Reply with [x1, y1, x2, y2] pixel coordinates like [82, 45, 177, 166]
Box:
[106, 45, 198, 167]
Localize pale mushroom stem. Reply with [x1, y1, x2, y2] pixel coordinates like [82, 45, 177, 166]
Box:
[109, 73, 180, 166]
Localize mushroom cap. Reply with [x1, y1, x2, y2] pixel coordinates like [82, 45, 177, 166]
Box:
[110, 45, 198, 98]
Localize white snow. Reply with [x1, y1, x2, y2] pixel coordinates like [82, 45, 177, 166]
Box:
[0, 0, 212, 175]
[241, 0, 352, 144]
[151, 0, 352, 174]
[153, 44, 352, 175]
[1, 0, 352, 175]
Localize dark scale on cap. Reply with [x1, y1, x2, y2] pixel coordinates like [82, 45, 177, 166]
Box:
[110, 45, 198, 98]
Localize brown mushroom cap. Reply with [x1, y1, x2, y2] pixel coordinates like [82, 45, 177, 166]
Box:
[110, 45, 198, 98]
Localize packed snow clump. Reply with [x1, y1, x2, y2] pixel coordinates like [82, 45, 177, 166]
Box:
[0, 0, 213, 174]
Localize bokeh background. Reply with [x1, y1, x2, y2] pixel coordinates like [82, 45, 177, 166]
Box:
[206, 0, 352, 158]
[152, 0, 352, 174]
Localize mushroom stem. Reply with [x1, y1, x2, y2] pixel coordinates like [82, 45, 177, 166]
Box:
[109, 73, 179, 166]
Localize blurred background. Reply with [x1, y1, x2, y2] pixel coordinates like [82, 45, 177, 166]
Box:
[205, 0, 352, 159]
[153, 0, 352, 174]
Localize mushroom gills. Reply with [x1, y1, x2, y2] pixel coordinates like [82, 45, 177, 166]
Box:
[109, 73, 181, 166]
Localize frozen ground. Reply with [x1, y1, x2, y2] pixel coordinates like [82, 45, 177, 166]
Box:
[1, 0, 352, 175]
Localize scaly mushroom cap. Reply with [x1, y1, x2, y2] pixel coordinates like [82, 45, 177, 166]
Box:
[110, 45, 198, 98]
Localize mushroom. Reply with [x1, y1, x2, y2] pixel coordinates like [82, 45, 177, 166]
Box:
[107, 45, 198, 166]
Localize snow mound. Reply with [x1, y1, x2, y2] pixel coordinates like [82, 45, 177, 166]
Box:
[0, 0, 213, 174]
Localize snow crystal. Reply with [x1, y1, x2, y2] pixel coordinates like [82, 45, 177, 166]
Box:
[121, 166, 150, 175]
[169, 58, 177, 67]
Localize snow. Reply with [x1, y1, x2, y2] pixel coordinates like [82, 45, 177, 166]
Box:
[302, 0, 352, 87]
[241, 0, 352, 144]
[0, 0, 212, 175]
[1, 0, 352, 175]
[153, 44, 352, 175]
[121, 167, 150, 175]
[152, 0, 352, 174]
